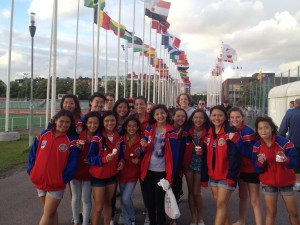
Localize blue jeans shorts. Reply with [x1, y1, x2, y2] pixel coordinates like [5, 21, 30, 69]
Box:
[91, 175, 117, 187]
[37, 189, 65, 200]
[209, 179, 236, 191]
[261, 184, 294, 196]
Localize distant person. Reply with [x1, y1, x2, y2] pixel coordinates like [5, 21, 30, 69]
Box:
[177, 93, 195, 119]
[127, 97, 135, 115]
[104, 93, 115, 111]
[197, 99, 210, 116]
[279, 98, 300, 189]
[287, 100, 295, 112]
[146, 102, 155, 113]
[222, 100, 232, 112]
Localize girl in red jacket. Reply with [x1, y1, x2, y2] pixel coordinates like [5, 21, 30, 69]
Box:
[87, 111, 125, 225]
[70, 111, 102, 225]
[140, 104, 179, 225]
[253, 116, 299, 225]
[27, 109, 79, 225]
[184, 109, 209, 225]
[206, 105, 240, 225]
[119, 117, 142, 225]
[229, 107, 263, 225]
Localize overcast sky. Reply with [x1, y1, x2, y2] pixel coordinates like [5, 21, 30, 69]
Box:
[1, 0, 300, 92]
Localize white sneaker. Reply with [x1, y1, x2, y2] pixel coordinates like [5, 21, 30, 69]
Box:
[144, 214, 150, 225]
[294, 182, 300, 191]
[110, 219, 115, 225]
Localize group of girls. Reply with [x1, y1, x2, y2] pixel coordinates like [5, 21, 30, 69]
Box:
[27, 91, 300, 225]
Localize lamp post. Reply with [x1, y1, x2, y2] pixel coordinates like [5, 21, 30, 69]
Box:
[29, 12, 36, 146]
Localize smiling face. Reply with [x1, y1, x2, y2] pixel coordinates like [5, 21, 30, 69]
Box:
[126, 120, 139, 136]
[198, 100, 206, 109]
[210, 108, 226, 129]
[154, 108, 167, 125]
[257, 121, 273, 141]
[134, 99, 146, 115]
[90, 97, 105, 112]
[103, 115, 116, 133]
[55, 115, 71, 133]
[87, 116, 100, 134]
[179, 94, 189, 109]
[172, 110, 186, 127]
[62, 97, 76, 113]
[192, 111, 206, 129]
[116, 102, 129, 118]
[229, 111, 244, 128]
[105, 96, 115, 110]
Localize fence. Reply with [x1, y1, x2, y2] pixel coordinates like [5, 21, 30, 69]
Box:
[0, 115, 47, 132]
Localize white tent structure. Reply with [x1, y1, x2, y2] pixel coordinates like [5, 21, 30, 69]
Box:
[268, 81, 300, 126]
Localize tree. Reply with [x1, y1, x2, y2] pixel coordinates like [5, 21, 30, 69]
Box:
[9, 81, 20, 98]
[0, 80, 6, 97]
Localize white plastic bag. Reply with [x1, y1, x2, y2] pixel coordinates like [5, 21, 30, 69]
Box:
[158, 178, 180, 219]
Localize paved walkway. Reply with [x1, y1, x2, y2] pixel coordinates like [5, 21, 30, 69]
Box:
[0, 168, 299, 225]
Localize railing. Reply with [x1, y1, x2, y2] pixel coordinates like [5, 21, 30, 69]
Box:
[0, 115, 47, 132]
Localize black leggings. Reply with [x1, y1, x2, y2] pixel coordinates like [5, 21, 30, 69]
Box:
[144, 170, 166, 225]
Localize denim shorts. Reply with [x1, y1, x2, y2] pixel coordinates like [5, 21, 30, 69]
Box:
[36, 189, 65, 200]
[91, 175, 117, 187]
[261, 184, 294, 196]
[209, 179, 236, 191]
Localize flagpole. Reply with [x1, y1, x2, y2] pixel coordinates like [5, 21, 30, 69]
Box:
[115, 0, 121, 100]
[45, 13, 54, 128]
[153, 29, 157, 103]
[147, 23, 152, 102]
[130, 0, 136, 97]
[50, 0, 57, 118]
[73, 0, 80, 95]
[141, 3, 146, 97]
[158, 44, 162, 103]
[94, 4, 101, 92]
[91, 16, 94, 95]
[5, 0, 14, 132]
[105, 28, 108, 93]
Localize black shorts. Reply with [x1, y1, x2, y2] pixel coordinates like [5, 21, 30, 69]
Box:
[91, 175, 117, 187]
[294, 147, 300, 174]
[238, 172, 260, 184]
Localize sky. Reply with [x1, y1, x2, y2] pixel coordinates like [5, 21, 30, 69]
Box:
[1, 0, 300, 93]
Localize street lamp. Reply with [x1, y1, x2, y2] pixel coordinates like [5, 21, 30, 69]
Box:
[29, 12, 36, 146]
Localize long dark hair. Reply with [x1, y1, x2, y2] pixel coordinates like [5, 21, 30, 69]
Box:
[101, 111, 118, 132]
[187, 108, 210, 129]
[255, 116, 278, 136]
[113, 98, 130, 118]
[53, 109, 76, 135]
[149, 104, 172, 125]
[82, 111, 102, 134]
[210, 105, 229, 139]
[60, 94, 81, 119]
[171, 108, 188, 127]
[120, 117, 141, 137]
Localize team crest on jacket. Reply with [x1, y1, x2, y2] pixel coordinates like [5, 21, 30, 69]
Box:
[58, 143, 68, 152]
[41, 140, 47, 149]
[218, 138, 226, 146]
[134, 147, 140, 155]
[148, 136, 152, 143]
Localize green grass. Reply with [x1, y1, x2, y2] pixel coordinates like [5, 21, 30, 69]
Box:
[0, 115, 47, 132]
[0, 134, 30, 173]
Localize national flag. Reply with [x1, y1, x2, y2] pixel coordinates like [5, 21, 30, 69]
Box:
[122, 30, 143, 45]
[222, 44, 237, 62]
[152, 20, 169, 34]
[127, 43, 145, 52]
[168, 46, 180, 55]
[94, 10, 126, 36]
[140, 0, 160, 7]
[145, 0, 171, 23]
[161, 34, 170, 45]
[85, 0, 105, 10]
[170, 36, 181, 48]
[142, 44, 156, 56]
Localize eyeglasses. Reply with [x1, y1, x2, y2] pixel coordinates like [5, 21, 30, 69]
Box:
[198, 103, 205, 105]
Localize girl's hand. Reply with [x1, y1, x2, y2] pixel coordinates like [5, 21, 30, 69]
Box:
[106, 154, 114, 162]
[117, 162, 124, 171]
[131, 158, 139, 165]
[140, 138, 148, 147]
[83, 159, 89, 164]
[257, 153, 266, 164]
[228, 132, 235, 140]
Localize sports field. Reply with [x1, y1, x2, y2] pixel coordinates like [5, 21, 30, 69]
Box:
[0, 114, 47, 132]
